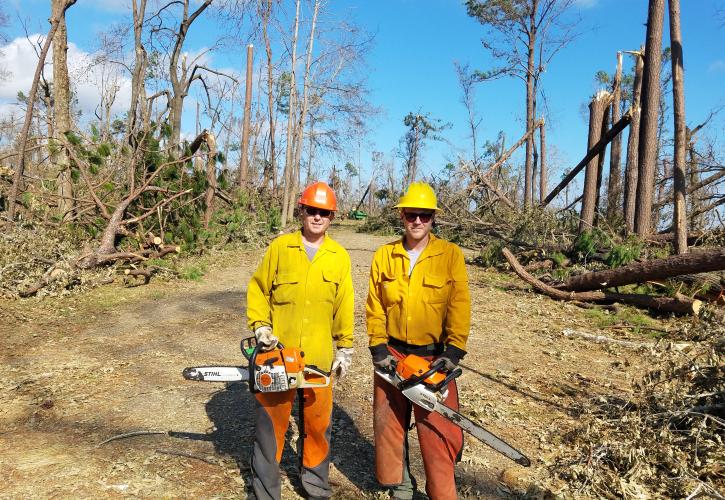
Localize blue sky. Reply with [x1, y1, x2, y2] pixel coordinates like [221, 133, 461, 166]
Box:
[2, 0, 724, 199]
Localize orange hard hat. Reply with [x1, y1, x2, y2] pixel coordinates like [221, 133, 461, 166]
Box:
[298, 181, 337, 211]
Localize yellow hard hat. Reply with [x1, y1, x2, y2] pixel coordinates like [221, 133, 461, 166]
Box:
[394, 181, 440, 210]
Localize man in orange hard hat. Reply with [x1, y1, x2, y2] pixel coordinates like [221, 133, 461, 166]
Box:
[366, 181, 471, 499]
[247, 181, 354, 499]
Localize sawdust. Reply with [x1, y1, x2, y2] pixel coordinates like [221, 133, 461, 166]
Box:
[0, 225, 700, 499]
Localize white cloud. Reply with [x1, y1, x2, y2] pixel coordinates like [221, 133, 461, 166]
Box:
[0, 34, 132, 124]
[708, 60, 725, 73]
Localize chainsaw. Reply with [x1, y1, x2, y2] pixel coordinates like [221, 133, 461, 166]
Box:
[182, 336, 330, 392]
[375, 354, 531, 467]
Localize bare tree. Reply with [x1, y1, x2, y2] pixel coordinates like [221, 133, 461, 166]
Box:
[668, 0, 688, 254]
[280, 0, 301, 225]
[127, 0, 148, 145]
[466, 0, 577, 207]
[161, 0, 213, 149]
[634, 0, 665, 237]
[7, 0, 78, 221]
[287, 0, 320, 223]
[51, 0, 74, 221]
[261, 0, 277, 192]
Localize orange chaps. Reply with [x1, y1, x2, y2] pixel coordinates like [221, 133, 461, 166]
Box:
[252, 386, 333, 500]
[373, 350, 463, 500]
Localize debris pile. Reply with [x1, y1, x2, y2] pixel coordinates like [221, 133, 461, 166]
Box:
[546, 318, 724, 498]
[0, 223, 114, 298]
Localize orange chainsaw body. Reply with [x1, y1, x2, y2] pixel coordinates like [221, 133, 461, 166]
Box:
[395, 354, 447, 387]
[253, 346, 329, 392]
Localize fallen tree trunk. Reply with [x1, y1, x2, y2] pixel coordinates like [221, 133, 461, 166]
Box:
[542, 111, 632, 206]
[559, 247, 725, 292]
[502, 248, 702, 315]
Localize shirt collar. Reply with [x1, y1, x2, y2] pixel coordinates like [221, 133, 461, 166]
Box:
[392, 233, 443, 259]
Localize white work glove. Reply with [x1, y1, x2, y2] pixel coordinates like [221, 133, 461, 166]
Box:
[254, 325, 278, 352]
[331, 347, 354, 379]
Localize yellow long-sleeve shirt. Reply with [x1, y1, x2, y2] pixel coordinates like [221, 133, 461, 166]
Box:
[366, 234, 471, 351]
[247, 231, 354, 371]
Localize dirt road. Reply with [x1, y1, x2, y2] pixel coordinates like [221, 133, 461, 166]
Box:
[0, 226, 651, 498]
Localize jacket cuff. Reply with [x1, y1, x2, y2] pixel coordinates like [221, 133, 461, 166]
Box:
[443, 344, 466, 364]
[369, 344, 390, 362]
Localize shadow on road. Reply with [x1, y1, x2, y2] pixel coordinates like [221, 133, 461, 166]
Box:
[177, 382, 381, 497]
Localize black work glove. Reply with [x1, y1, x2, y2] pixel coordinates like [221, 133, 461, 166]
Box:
[370, 344, 395, 372]
[436, 344, 466, 372]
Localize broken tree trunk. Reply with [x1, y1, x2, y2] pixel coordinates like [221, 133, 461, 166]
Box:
[502, 248, 702, 315]
[580, 91, 610, 232]
[558, 247, 725, 292]
[542, 111, 631, 207]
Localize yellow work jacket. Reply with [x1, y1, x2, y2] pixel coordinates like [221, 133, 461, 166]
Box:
[366, 233, 470, 351]
[247, 230, 354, 371]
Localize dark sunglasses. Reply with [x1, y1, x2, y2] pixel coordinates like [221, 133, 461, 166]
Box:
[403, 211, 433, 223]
[303, 206, 332, 217]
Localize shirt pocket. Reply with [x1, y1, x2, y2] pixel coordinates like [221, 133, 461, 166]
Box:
[271, 273, 300, 305]
[381, 272, 403, 306]
[422, 274, 449, 304]
[316, 268, 340, 303]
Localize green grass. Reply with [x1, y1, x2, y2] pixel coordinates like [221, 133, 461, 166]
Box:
[583, 306, 659, 332]
[180, 263, 206, 281]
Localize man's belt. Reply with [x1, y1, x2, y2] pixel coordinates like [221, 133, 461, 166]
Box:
[388, 338, 444, 356]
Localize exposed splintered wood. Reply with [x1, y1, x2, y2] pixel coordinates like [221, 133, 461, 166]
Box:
[559, 247, 725, 292]
[502, 248, 702, 315]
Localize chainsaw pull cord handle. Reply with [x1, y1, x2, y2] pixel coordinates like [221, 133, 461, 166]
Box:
[241, 336, 285, 393]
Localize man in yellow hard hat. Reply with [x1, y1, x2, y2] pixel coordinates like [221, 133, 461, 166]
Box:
[247, 181, 354, 500]
[365, 181, 471, 499]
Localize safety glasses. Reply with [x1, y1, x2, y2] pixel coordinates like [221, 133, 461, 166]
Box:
[303, 206, 332, 218]
[402, 211, 434, 223]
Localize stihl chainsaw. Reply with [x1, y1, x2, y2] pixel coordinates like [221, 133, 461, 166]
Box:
[182, 337, 330, 392]
[376, 354, 531, 467]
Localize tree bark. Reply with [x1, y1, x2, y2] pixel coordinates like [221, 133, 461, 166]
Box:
[538, 118, 546, 204]
[204, 132, 217, 228]
[523, 0, 538, 207]
[624, 48, 644, 232]
[127, 0, 147, 147]
[607, 51, 623, 220]
[634, 0, 665, 237]
[579, 91, 610, 233]
[7, 0, 77, 221]
[559, 247, 725, 292]
[262, 0, 276, 193]
[281, 0, 300, 225]
[503, 248, 702, 315]
[542, 112, 630, 207]
[239, 43, 253, 189]
[52, 0, 73, 222]
[594, 102, 611, 225]
[669, 0, 688, 254]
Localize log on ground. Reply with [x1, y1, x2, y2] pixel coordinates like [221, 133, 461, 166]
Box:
[502, 248, 702, 315]
[558, 247, 725, 292]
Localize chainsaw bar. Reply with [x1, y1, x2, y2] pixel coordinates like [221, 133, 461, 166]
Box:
[377, 370, 531, 467]
[182, 366, 248, 382]
[432, 400, 530, 466]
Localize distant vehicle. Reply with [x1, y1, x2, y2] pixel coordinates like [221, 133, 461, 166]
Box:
[348, 209, 368, 220]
